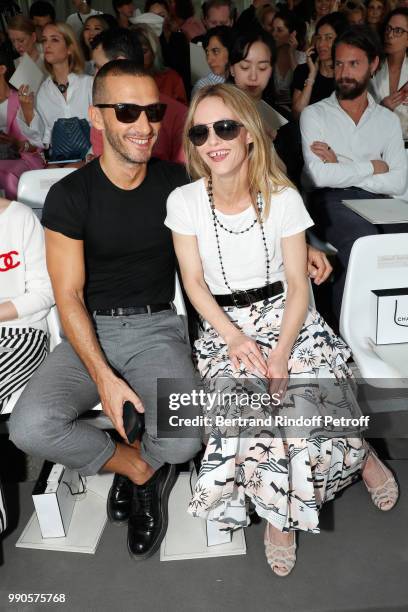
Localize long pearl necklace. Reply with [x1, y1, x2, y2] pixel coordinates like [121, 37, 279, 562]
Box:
[206, 177, 271, 293]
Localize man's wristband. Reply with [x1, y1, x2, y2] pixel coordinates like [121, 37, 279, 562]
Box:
[304, 77, 315, 87]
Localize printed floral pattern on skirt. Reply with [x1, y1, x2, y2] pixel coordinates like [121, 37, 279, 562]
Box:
[188, 293, 368, 533]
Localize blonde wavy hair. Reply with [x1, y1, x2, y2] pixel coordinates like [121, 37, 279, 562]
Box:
[184, 83, 293, 220]
[43, 22, 85, 76]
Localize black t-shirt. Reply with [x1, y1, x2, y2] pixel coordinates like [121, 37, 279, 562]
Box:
[292, 63, 334, 106]
[42, 158, 189, 311]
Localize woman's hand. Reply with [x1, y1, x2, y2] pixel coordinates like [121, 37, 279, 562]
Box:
[267, 349, 289, 401]
[225, 329, 268, 375]
[310, 141, 338, 163]
[306, 46, 319, 79]
[381, 91, 407, 111]
[18, 85, 35, 126]
[289, 31, 298, 49]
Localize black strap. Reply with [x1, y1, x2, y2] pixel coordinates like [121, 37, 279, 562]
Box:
[213, 280, 284, 308]
[94, 303, 172, 316]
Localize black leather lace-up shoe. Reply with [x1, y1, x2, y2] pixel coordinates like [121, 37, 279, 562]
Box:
[107, 474, 133, 525]
[127, 464, 177, 560]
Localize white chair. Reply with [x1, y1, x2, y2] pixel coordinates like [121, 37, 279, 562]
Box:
[393, 148, 408, 202]
[340, 234, 408, 386]
[17, 168, 75, 213]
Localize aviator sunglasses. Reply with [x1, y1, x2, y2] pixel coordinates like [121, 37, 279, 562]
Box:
[188, 119, 244, 146]
[95, 102, 167, 123]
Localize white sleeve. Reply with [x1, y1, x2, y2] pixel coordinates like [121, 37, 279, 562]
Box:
[278, 188, 314, 237]
[359, 115, 407, 195]
[11, 211, 54, 319]
[16, 108, 45, 148]
[35, 85, 55, 145]
[300, 106, 374, 189]
[165, 187, 196, 235]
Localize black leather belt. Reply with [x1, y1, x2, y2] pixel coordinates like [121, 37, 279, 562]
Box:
[214, 281, 284, 308]
[94, 303, 173, 316]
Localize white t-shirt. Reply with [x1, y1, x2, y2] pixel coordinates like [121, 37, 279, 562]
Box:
[66, 9, 102, 38]
[165, 179, 313, 294]
[0, 201, 54, 330]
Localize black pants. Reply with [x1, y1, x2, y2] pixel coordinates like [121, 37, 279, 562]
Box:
[308, 187, 408, 320]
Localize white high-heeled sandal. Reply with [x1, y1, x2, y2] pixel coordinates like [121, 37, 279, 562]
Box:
[264, 523, 296, 577]
[362, 446, 399, 512]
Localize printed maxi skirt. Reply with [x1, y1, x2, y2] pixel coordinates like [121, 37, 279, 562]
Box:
[188, 293, 368, 533]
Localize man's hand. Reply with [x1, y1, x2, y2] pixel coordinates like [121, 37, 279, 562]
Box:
[310, 141, 338, 163]
[97, 373, 144, 441]
[307, 245, 333, 284]
[371, 160, 389, 174]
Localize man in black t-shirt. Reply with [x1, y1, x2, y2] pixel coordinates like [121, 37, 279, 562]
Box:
[9, 60, 202, 561]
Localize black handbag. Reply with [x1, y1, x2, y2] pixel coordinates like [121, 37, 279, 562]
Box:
[49, 117, 91, 161]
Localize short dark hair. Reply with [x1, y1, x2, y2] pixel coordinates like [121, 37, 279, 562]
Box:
[174, 0, 195, 20]
[273, 9, 307, 51]
[112, 0, 132, 14]
[203, 25, 236, 52]
[229, 29, 276, 67]
[202, 0, 235, 21]
[144, 0, 170, 12]
[29, 0, 56, 20]
[383, 7, 408, 29]
[316, 11, 349, 37]
[333, 24, 382, 63]
[0, 47, 15, 83]
[92, 59, 150, 103]
[91, 28, 144, 67]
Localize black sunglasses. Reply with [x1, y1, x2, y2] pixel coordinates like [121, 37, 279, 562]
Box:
[188, 119, 244, 146]
[95, 102, 167, 123]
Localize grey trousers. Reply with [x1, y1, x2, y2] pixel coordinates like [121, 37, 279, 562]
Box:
[9, 309, 202, 475]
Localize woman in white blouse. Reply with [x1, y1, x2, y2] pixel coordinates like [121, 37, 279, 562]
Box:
[19, 22, 93, 149]
[165, 83, 399, 577]
[0, 197, 53, 413]
[371, 8, 408, 140]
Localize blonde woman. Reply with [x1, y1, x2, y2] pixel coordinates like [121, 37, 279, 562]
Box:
[165, 83, 399, 576]
[19, 22, 92, 147]
[8, 15, 45, 73]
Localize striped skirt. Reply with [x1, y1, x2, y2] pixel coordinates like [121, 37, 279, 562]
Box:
[188, 294, 368, 533]
[0, 327, 48, 413]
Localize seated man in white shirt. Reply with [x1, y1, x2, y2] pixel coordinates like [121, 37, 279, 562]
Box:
[300, 25, 408, 319]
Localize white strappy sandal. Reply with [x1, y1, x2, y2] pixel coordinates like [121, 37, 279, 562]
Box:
[264, 523, 296, 577]
[362, 446, 399, 512]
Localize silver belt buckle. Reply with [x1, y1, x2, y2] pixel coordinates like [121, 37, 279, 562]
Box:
[231, 289, 252, 308]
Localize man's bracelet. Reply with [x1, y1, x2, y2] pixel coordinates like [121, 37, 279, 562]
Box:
[304, 78, 315, 87]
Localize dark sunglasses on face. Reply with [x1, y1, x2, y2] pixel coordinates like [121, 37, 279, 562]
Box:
[188, 119, 244, 146]
[95, 102, 167, 123]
